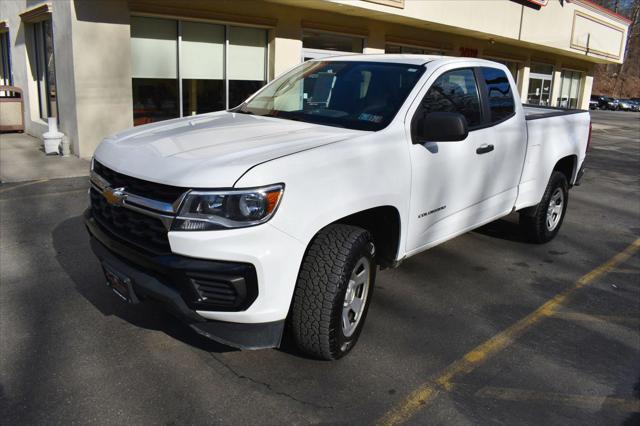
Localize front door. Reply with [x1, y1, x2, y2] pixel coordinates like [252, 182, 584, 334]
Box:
[405, 65, 525, 254]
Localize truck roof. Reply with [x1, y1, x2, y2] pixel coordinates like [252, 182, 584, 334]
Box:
[309, 54, 505, 67]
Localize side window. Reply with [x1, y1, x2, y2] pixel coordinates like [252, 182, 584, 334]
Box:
[481, 67, 515, 123]
[420, 68, 482, 127]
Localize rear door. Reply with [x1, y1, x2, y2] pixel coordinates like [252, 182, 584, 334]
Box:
[475, 66, 527, 217]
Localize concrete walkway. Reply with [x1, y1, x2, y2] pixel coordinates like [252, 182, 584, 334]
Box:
[0, 132, 89, 183]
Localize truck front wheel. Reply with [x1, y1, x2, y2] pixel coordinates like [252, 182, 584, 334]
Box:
[520, 171, 569, 243]
[290, 224, 376, 360]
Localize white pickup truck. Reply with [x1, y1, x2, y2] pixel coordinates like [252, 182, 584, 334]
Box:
[86, 55, 591, 359]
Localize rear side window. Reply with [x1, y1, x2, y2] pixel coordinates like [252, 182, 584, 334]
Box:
[420, 68, 482, 127]
[481, 67, 515, 123]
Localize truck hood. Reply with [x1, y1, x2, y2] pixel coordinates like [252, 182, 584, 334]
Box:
[94, 111, 364, 188]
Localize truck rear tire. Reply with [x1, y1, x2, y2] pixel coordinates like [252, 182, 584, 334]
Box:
[520, 171, 569, 243]
[290, 224, 376, 360]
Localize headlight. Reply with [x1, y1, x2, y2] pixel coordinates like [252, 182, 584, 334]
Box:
[173, 184, 284, 231]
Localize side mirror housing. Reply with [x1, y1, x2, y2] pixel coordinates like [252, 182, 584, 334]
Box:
[413, 112, 469, 143]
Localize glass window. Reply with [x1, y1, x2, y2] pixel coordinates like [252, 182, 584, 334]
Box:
[1, 31, 12, 86]
[131, 17, 178, 124]
[239, 61, 425, 131]
[33, 20, 57, 120]
[419, 68, 482, 127]
[558, 70, 582, 109]
[530, 63, 554, 75]
[130, 18, 267, 125]
[481, 67, 514, 123]
[228, 26, 267, 108]
[181, 21, 225, 115]
[487, 59, 518, 80]
[385, 44, 447, 55]
[302, 31, 364, 53]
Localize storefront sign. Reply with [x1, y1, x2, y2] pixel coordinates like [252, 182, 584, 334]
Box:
[526, 0, 549, 5]
[459, 47, 478, 57]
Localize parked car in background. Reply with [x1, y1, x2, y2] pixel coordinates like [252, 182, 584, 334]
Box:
[617, 99, 634, 111]
[589, 95, 600, 110]
[606, 97, 620, 110]
[591, 95, 616, 110]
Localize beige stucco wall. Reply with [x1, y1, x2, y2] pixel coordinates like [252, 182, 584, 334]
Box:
[70, 0, 133, 158]
[1, 0, 624, 159]
[274, 0, 630, 64]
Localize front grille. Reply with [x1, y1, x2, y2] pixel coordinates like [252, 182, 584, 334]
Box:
[90, 188, 170, 254]
[93, 161, 187, 203]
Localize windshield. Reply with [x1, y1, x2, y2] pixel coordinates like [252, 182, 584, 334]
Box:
[236, 61, 426, 131]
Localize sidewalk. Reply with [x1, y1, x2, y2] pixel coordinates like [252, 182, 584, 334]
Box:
[0, 132, 90, 183]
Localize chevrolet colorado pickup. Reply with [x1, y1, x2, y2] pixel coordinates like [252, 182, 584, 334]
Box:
[86, 55, 591, 360]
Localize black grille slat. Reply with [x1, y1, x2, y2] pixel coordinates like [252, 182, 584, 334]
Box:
[89, 162, 189, 255]
[93, 161, 186, 203]
[190, 274, 240, 307]
[90, 188, 170, 254]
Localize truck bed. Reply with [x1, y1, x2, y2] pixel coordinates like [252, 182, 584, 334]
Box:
[523, 104, 586, 120]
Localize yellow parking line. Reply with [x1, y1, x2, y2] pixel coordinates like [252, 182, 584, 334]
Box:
[474, 386, 640, 413]
[378, 238, 640, 426]
[0, 179, 49, 194]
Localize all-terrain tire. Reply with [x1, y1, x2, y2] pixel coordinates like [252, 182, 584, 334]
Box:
[520, 171, 569, 244]
[290, 224, 376, 360]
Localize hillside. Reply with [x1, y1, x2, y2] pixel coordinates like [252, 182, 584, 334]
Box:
[592, 0, 639, 98]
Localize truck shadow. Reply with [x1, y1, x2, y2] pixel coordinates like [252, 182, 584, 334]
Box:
[52, 214, 236, 354]
[473, 213, 527, 243]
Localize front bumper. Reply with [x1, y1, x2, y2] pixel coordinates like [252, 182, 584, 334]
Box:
[85, 210, 301, 349]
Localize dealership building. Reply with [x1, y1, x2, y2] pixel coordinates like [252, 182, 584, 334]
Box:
[0, 0, 631, 158]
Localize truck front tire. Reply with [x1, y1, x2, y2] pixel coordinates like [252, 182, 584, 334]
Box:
[290, 224, 376, 360]
[520, 171, 569, 243]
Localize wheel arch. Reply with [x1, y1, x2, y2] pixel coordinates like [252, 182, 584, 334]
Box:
[553, 154, 578, 186]
[328, 205, 402, 269]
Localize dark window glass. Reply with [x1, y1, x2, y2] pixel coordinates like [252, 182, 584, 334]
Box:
[420, 68, 481, 127]
[481, 67, 514, 123]
[302, 31, 363, 52]
[33, 20, 57, 119]
[182, 79, 225, 116]
[132, 78, 178, 125]
[240, 61, 425, 131]
[229, 80, 265, 109]
[1, 32, 13, 86]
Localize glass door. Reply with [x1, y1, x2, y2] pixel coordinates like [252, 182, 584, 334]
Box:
[527, 63, 553, 106]
[527, 77, 552, 106]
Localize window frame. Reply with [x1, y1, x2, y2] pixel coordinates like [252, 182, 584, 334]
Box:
[32, 19, 58, 121]
[476, 66, 516, 127]
[412, 67, 485, 135]
[130, 15, 270, 123]
[0, 31, 13, 86]
[411, 65, 518, 142]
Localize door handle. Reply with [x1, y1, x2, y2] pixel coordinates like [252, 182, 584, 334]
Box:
[476, 144, 494, 154]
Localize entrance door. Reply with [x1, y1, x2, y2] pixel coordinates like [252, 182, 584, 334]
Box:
[527, 76, 552, 105]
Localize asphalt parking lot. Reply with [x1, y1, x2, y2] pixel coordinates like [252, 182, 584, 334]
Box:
[1, 110, 639, 425]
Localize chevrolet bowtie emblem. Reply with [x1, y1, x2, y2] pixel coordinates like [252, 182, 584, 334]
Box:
[102, 187, 127, 207]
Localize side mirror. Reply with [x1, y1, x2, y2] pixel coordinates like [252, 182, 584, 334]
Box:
[414, 112, 469, 143]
